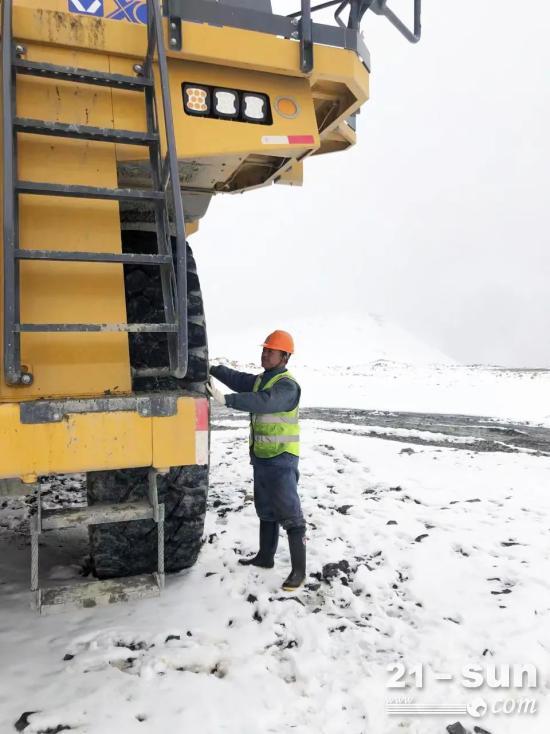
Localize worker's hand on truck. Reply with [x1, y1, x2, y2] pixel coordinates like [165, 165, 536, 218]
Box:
[206, 380, 227, 406]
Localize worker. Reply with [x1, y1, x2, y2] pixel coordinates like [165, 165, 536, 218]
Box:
[207, 330, 306, 591]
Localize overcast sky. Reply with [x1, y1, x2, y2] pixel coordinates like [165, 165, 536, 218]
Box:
[193, 1, 550, 367]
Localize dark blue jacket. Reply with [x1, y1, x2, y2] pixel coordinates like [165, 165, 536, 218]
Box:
[209, 365, 300, 414]
[209, 364, 301, 467]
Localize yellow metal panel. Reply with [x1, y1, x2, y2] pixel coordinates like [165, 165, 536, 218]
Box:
[0, 42, 131, 401]
[0, 403, 151, 477]
[166, 61, 320, 159]
[11, 7, 369, 165]
[0, 396, 204, 478]
[315, 120, 357, 156]
[11, 6, 369, 105]
[3, 3, 369, 404]
[112, 58, 321, 164]
[13, 5, 147, 58]
[12, 7, 299, 77]
[275, 161, 303, 186]
[186, 220, 199, 236]
[173, 21, 302, 77]
[151, 397, 198, 469]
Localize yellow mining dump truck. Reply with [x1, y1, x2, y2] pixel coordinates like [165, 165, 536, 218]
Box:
[0, 0, 420, 612]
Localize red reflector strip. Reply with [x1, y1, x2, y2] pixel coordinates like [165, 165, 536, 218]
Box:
[261, 135, 315, 145]
[195, 398, 209, 430]
[288, 135, 315, 145]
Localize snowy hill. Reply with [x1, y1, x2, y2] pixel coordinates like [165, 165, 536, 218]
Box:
[208, 315, 550, 425]
[208, 313, 454, 368]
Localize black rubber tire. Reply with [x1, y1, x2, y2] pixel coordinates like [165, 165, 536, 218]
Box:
[87, 232, 209, 579]
[123, 230, 208, 391]
[87, 466, 208, 577]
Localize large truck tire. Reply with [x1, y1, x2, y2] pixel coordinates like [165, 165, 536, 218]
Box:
[124, 231, 208, 391]
[87, 466, 208, 577]
[87, 233, 209, 579]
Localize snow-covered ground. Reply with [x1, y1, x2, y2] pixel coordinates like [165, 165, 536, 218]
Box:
[302, 362, 550, 426]
[1, 316, 549, 733]
[1, 409, 550, 734]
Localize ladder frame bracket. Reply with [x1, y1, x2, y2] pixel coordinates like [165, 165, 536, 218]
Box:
[168, 16, 182, 51]
[19, 393, 179, 424]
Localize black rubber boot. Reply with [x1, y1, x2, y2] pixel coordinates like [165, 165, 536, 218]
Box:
[282, 527, 306, 591]
[239, 521, 279, 568]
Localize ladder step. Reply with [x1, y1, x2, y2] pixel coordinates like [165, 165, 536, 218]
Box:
[14, 117, 158, 146]
[16, 181, 164, 201]
[41, 500, 155, 531]
[14, 59, 152, 91]
[16, 323, 178, 333]
[131, 366, 172, 378]
[15, 249, 172, 265]
[37, 574, 161, 614]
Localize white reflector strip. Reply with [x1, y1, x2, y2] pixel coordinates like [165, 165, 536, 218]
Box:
[261, 135, 315, 145]
[195, 431, 209, 465]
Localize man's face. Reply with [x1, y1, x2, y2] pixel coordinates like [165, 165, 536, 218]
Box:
[261, 347, 286, 371]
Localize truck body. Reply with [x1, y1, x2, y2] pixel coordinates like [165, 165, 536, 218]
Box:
[0, 0, 419, 611]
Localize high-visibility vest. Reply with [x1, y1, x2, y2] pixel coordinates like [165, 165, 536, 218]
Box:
[250, 371, 300, 459]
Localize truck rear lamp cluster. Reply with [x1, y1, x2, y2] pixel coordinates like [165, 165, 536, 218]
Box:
[183, 83, 272, 124]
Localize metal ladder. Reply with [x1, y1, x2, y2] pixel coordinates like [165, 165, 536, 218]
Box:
[1, 0, 189, 386]
[31, 470, 165, 614]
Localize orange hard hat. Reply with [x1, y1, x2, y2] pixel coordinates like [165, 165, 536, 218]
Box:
[262, 330, 295, 354]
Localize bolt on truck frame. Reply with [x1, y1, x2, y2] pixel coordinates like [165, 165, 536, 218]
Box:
[0, 0, 420, 612]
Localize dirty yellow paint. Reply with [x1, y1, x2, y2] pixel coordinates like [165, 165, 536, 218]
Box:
[1, 40, 131, 402]
[151, 397, 198, 468]
[0, 397, 200, 479]
[1, 2, 369, 478]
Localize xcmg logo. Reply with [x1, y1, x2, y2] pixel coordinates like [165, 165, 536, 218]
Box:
[68, 0, 147, 23]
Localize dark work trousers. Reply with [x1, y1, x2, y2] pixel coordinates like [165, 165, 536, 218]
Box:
[252, 453, 305, 532]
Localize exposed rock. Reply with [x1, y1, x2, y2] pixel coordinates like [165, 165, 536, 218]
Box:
[322, 560, 351, 581]
[446, 723, 469, 734]
[14, 712, 36, 732]
[165, 635, 180, 643]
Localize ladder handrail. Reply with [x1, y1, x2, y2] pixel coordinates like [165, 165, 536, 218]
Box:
[146, 0, 188, 379]
[2, 0, 23, 385]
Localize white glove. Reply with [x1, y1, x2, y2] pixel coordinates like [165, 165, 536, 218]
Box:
[206, 380, 226, 406]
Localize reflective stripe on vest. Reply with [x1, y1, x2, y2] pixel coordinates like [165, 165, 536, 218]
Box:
[250, 371, 300, 458]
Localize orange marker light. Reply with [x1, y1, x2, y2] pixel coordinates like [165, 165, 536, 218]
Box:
[185, 87, 208, 113]
[276, 97, 299, 118]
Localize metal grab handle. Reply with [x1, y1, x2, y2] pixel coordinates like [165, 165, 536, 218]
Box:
[300, 0, 314, 73]
[370, 0, 422, 44]
[146, 0, 189, 378]
[288, 0, 421, 44]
